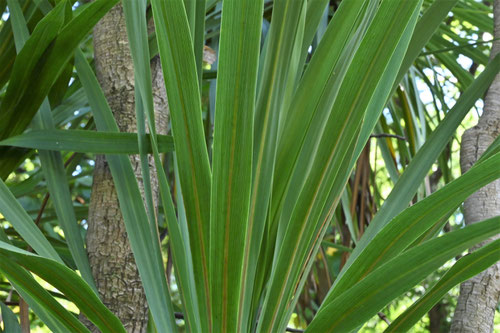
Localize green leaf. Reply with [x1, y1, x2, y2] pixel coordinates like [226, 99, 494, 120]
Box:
[347, 0, 423, 203]
[296, 0, 329, 81]
[123, 0, 199, 330]
[258, 2, 423, 332]
[150, 1, 212, 329]
[7, 0, 95, 290]
[0, 302, 21, 333]
[0, 0, 119, 179]
[306, 216, 500, 333]
[0, 0, 118, 142]
[386, 239, 500, 332]
[256, 2, 372, 325]
[270, 0, 369, 230]
[338, 53, 500, 288]
[322, 152, 500, 304]
[394, 0, 459, 88]
[0, 241, 126, 333]
[478, 132, 500, 162]
[209, 0, 263, 332]
[0, 130, 174, 154]
[0, 0, 67, 139]
[0, 179, 62, 262]
[0, 254, 91, 333]
[75, 50, 178, 333]
[241, 3, 306, 330]
[122, 0, 158, 251]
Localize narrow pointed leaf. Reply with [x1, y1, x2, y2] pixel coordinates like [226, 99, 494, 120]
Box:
[8, 0, 95, 290]
[150, 1, 213, 328]
[210, 0, 263, 331]
[258, 2, 423, 332]
[0, 179, 62, 262]
[0, 0, 119, 179]
[322, 152, 500, 304]
[0, 0, 119, 141]
[0, 302, 21, 333]
[338, 53, 500, 288]
[394, 0, 459, 87]
[122, 0, 199, 330]
[75, 50, 178, 333]
[239, 0, 304, 330]
[0, 255, 90, 333]
[0, 130, 174, 154]
[386, 239, 500, 333]
[0, 241, 126, 333]
[306, 217, 500, 333]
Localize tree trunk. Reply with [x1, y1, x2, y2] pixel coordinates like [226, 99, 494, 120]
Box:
[428, 302, 447, 333]
[83, 3, 168, 332]
[451, 1, 500, 332]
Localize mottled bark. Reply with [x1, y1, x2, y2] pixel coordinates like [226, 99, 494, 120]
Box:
[83, 3, 168, 332]
[451, 1, 500, 332]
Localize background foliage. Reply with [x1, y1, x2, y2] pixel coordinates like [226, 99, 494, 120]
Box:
[0, 0, 499, 332]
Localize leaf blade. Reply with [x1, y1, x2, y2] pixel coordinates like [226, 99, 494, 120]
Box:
[210, 0, 263, 331]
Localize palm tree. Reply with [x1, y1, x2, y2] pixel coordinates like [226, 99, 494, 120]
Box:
[0, 0, 498, 332]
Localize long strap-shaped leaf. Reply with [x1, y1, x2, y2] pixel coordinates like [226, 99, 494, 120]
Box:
[0, 241, 126, 333]
[257, 2, 423, 332]
[309, 0, 464, 276]
[0, 0, 67, 180]
[0, 180, 61, 262]
[150, 2, 212, 328]
[336, 52, 500, 291]
[254, 1, 373, 327]
[347, 0, 460, 183]
[350, 0, 465, 173]
[385, 238, 500, 332]
[394, 0, 459, 89]
[121, 0, 158, 237]
[237, 1, 303, 331]
[122, 0, 200, 330]
[480, 133, 500, 162]
[294, 0, 329, 90]
[7, 0, 96, 290]
[0, 0, 119, 146]
[321, 152, 500, 305]
[255, 1, 376, 325]
[74, 50, 178, 333]
[0, 255, 91, 333]
[0, 301, 21, 333]
[183, 0, 206, 86]
[0, 0, 67, 136]
[306, 216, 500, 332]
[0, 130, 174, 154]
[270, 0, 369, 231]
[210, 0, 263, 332]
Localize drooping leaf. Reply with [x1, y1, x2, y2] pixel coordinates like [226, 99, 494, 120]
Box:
[122, 0, 199, 330]
[7, 0, 95, 290]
